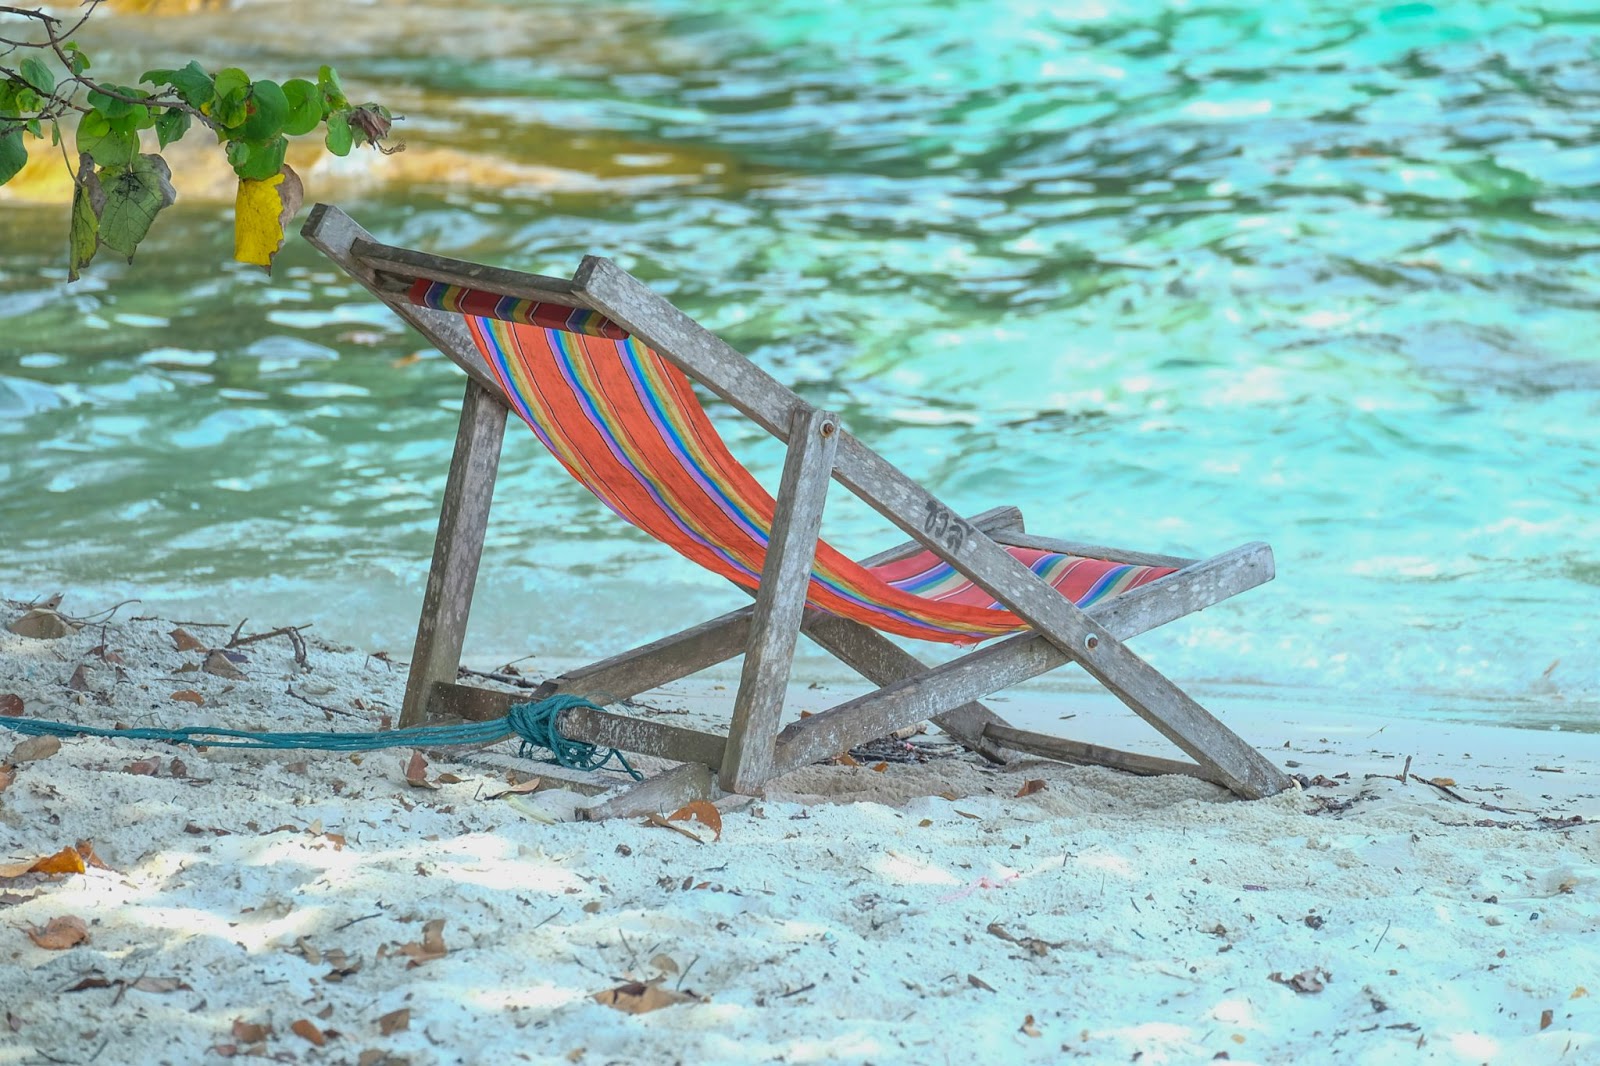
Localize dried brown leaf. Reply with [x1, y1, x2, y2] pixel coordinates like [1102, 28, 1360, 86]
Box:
[129, 976, 192, 994]
[67, 664, 91, 692]
[668, 800, 723, 842]
[1015, 779, 1047, 798]
[436, 773, 464, 784]
[642, 812, 707, 843]
[0, 846, 87, 880]
[0, 693, 21, 716]
[170, 627, 206, 652]
[1020, 1014, 1041, 1037]
[592, 980, 698, 1014]
[231, 1019, 271, 1043]
[25, 915, 88, 949]
[124, 757, 162, 776]
[377, 1007, 409, 1035]
[290, 1019, 326, 1046]
[485, 777, 542, 800]
[203, 649, 248, 681]
[967, 973, 996, 992]
[1268, 967, 1329, 994]
[171, 689, 205, 706]
[404, 750, 437, 790]
[10, 735, 59, 763]
[8, 609, 75, 639]
[1540, 1008, 1554, 1031]
[0, 764, 14, 794]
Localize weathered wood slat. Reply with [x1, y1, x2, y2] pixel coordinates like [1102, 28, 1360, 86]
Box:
[574, 256, 1291, 799]
[981, 724, 1224, 786]
[578, 763, 717, 822]
[395, 380, 507, 729]
[770, 542, 1277, 776]
[301, 206, 511, 399]
[721, 407, 840, 793]
[991, 531, 1196, 570]
[559, 706, 728, 770]
[351, 237, 588, 308]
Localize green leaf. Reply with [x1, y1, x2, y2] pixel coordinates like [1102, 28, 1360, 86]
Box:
[239, 79, 288, 141]
[141, 60, 210, 108]
[317, 65, 347, 109]
[76, 111, 137, 168]
[155, 107, 190, 148]
[87, 87, 140, 120]
[68, 166, 100, 282]
[19, 57, 55, 96]
[281, 79, 322, 136]
[0, 127, 26, 186]
[64, 43, 90, 76]
[230, 136, 287, 181]
[95, 153, 177, 261]
[107, 104, 152, 133]
[212, 67, 250, 101]
[323, 111, 352, 157]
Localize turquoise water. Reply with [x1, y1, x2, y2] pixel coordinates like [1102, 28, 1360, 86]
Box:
[1, 0, 1596, 729]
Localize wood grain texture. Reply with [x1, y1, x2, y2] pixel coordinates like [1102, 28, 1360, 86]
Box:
[351, 238, 587, 307]
[397, 381, 506, 729]
[982, 724, 1224, 785]
[721, 406, 840, 793]
[578, 762, 716, 822]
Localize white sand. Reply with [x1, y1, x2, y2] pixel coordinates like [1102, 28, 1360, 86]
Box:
[1, 602, 1597, 1065]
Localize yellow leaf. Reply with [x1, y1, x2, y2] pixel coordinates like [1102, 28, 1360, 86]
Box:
[233, 165, 304, 271]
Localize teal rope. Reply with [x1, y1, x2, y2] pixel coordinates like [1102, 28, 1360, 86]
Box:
[0, 694, 642, 781]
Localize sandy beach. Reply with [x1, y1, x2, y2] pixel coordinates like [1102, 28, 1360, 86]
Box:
[1, 598, 1596, 1065]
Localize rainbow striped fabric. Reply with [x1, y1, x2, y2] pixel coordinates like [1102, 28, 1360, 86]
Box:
[409, 279, 628, 339]
[416, 286, 1176, 644]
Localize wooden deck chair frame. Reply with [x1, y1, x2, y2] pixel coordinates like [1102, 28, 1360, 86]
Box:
[303, 205, 1293, 812]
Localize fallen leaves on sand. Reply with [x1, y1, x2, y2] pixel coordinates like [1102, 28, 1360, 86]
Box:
[203, 649, 249, 680]
[170, 627, 206, 652]
[668, 800, 723, 842]
[642, 812, 707, 843]
[1573, 987, 1589, 1000]
[68, 973, 192, 995]
[0, 693, 21, 715]
[377, 1008, 409, 1034]
[171, 689, 205, 706]
[67, 664, 92, 692]
[1540, 1008, 1554, 1030]
[1269, 967, 1330, 994]
[7, 608, 76, 639]
[10, 735, 59, 763]
[124, 756, 163, 776]
[231, 1019, 271, 1043]
[0, 845, 88, 880]
[592, 980, 700, 1014]
[394, 919, 447, 967]
[25, 915, 89, 949]
[404, 750, 437, 790]
[1020, 1015, 1041, 1037]
[967, 973, 996, 992]
[290, 1019, 328, 1046]
[0, 764, 13, 794]
[1015, 779, 1047, 798]
[485, 777, 542, 800]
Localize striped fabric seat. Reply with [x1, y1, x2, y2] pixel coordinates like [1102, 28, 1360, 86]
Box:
[408, 280, 1176, 645]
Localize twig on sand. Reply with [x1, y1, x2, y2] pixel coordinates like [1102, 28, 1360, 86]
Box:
[229, 623, 311, 668]
[286, 685, 361, 720]
[334, 912, 384, 932]
[132, 616, 232, 627]
[459, 666, 540, 689]
[1373, 919, 1391, 953]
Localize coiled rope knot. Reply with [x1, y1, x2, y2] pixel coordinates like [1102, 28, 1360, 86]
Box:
[505, 695, 641, 780]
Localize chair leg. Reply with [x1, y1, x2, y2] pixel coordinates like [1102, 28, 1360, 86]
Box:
[399, 380, 508, 728]
[721, 408, 840, 794]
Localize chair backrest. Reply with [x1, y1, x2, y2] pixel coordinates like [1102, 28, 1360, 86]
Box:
[408, 279, 1174, 645]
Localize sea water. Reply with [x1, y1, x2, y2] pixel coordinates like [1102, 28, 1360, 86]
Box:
[0, 0, 1595, 729]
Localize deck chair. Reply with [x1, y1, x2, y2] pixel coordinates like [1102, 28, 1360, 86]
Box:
[302, 205, 1292, 811]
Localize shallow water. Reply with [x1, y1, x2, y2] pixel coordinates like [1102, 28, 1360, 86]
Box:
[1, 0, 1596, 730]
